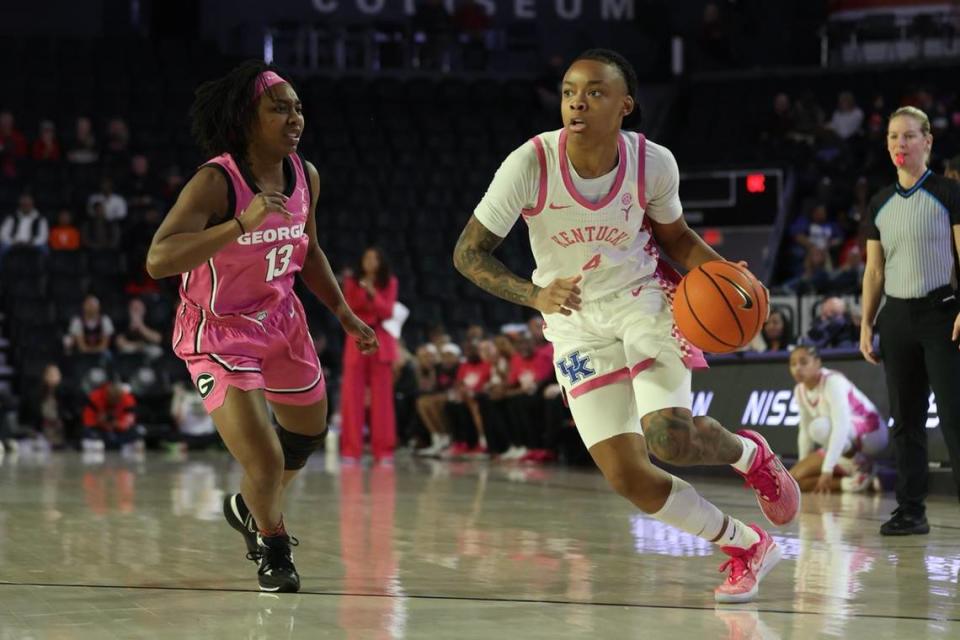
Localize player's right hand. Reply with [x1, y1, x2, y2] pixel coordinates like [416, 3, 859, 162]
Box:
[534, 275, 582, 316]
[237, 191, 293, 232]
[860, 326, 880, 365]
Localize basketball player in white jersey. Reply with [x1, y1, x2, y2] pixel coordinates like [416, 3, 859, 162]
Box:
[453, 49, 800, 603]
[788, 344, 888, 493]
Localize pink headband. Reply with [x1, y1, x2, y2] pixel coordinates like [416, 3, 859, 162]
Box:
[252, 71, 287, 102]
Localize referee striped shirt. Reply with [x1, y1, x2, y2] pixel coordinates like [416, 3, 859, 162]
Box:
[866, 170, 960, 299]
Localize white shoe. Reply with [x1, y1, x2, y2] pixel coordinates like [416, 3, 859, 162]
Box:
[502, 446, 528, 461]
[841, 471, 876, 493]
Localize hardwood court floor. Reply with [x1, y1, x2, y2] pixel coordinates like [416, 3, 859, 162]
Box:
[0, 449, 957, 639]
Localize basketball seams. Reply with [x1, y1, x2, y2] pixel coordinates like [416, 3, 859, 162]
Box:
[682, 274, 737, 349]
[697, 265, 745, 345]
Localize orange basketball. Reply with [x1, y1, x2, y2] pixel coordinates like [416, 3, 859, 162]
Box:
[673, 261, 769, 354]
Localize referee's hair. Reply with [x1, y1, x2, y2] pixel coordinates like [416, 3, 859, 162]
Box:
[889, 106, 931, 136]
[572, 48, 642, 130]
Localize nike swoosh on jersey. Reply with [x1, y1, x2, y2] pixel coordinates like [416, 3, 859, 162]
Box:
[549, 203, 571, 210]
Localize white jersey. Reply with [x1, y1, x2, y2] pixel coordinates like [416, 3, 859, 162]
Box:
[474, 129, 683, 302]
[795, 368, 881, 472]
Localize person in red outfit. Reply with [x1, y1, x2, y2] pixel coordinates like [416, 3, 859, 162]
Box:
[81, 380, 143, 451]
[340, 247, 399, 462]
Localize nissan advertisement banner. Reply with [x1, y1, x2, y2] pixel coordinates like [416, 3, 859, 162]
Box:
[691, 355, 948, 462]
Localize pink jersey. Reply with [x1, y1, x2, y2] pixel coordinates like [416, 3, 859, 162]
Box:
[179, 152, 312, 319]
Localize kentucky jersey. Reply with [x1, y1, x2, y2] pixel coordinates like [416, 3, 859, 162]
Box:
[474, 129, 684, 301]
[179, 152, 311, 317]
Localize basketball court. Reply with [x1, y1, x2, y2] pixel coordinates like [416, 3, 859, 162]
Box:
[0, 451, 957, 639]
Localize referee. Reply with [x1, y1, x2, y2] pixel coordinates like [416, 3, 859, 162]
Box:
[861, 106, 960, 536]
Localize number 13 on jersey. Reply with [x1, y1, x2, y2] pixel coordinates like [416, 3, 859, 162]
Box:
[265, 244, 294, 282]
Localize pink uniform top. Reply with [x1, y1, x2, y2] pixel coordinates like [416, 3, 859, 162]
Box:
[179, 152, 312, 318]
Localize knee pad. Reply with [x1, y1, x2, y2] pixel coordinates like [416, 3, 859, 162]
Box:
[275, 425, 326, 470]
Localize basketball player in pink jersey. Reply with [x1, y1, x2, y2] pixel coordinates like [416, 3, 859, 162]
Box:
[454, 49, 800, 603]
[788, 344, 888, 494]
[146, 62, 378, 593]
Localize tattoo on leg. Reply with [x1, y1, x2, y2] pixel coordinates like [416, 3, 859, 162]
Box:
[642, 409, 743, 466]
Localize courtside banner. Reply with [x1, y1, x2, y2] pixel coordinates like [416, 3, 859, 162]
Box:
[691, 354, 949, 462]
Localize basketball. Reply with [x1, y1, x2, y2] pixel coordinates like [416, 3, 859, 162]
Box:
[673, 261, 769, 354]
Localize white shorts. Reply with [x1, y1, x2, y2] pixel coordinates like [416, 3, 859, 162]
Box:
[543, 282, 695, 449]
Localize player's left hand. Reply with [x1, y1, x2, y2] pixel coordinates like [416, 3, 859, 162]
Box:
[814, 472, 833, 495]
[952, 311, 960, 348]
[341, 313, 379, 355]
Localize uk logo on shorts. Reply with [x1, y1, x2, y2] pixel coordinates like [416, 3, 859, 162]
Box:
[196, 373, 216, 399]
[557, 351, 596, 385]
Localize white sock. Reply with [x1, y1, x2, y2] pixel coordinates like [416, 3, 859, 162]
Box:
[731, 436, 758, 474]
[716, 515, 761, 550]
[651, 476, 760, 550]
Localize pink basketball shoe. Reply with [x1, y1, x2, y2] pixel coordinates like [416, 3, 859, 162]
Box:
[714, 524, 782, 604]
[736, 430, 801, 526]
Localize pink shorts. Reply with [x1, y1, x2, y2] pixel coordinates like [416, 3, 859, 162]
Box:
[173, 294, 326, 413]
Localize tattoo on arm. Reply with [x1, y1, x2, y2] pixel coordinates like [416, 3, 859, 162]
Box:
[453, 216, 541, 308]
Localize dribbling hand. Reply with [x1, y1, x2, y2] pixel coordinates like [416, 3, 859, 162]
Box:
[534, 275, 582, 316]
[237, 191, 294, 233]
[341, 312, 379, 355]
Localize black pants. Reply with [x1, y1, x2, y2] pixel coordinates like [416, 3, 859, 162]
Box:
[878, 291, 960, 513]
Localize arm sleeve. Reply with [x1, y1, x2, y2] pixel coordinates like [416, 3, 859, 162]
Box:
[0, 217, 13, 244]
[795, 385, 815, 460]
[643, 144, 683, 224]
[821, 376, 854, 474]
[473, 140, 541, 238]
[101, 315, 115, 338]
[371, 276, 398, 320]
[69, 317, 82, 337]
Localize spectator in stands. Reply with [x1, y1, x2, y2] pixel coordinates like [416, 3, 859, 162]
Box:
[760, 93, 797, 160]
[115, 298, 163, 360]
[749, 309, 794, 352]
[49, 209, 81, 252]
[807, 297, 858, 349]
[416, 342, 460, 456]
[0, 110, 28, 180]
[123, 154, 162, 213]
[66, 116, 99, 165]
[65, 294, 114, 356]
[169, 382, 219, 451]
[484, 333, 556, 461]
[87, 177, 128, 222]
[81, 201, 121, 250]
[526, 316, 553, 361]
[21, 363, 76, 449]
[826, 91, 864, 141]
[780, 246, 832, 295]
[444, 339, 491, 458]
[831, 243, 865, 294]
[794, 203, 843, 256]
[31, 120, 61, 162]
[340, 246, 399, 463]
[102, 117, 131, 169]
[944, 153, 960, 181]
[81, 379, 142, 452]
[792, 91, 825, 145]
[0, 193, 49, 257]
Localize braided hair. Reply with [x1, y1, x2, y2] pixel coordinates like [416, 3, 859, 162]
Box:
[571, 48, 642, 130]
[189, 60, 294, 160]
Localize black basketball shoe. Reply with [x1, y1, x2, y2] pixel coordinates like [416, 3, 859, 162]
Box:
[880, 507, 930, 536]
[248, 533, 301, 593]
[223, 493, 259, 558]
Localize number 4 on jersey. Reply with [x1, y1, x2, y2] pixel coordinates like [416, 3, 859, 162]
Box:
[265, 244, 294, 282]
[581, 254, 601, 271]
